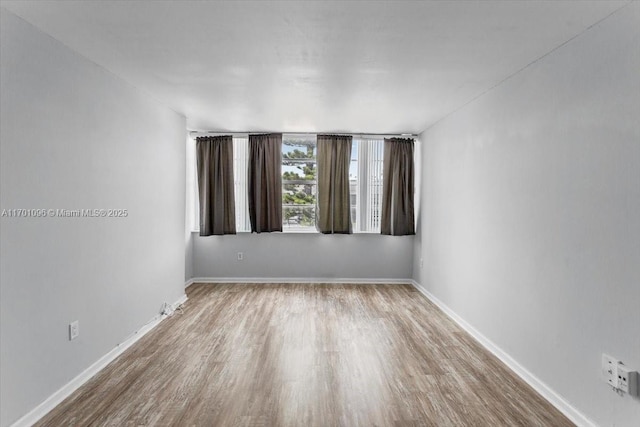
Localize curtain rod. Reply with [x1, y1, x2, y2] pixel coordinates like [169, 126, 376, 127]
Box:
[188, 130, 417, 138]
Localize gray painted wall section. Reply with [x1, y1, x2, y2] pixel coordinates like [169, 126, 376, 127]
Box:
[193, 233, 414, 280]
[413, 4, 639, 426]
[0, 10, 186, 426]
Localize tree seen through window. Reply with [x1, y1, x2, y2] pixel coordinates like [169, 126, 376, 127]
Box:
[282, 135, 317, 230]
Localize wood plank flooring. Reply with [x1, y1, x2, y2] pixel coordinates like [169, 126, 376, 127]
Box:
[36, 283, 574, 426]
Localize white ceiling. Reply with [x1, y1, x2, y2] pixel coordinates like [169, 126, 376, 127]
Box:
[1, 1, 627, 134]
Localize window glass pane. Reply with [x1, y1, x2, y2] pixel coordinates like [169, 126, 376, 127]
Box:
[282, 134, 317, 232]
[358, 138, 384, 232]
[283, 205, 316, 231]
[233, 136, 250, 232]
[350, 139, 358, 230]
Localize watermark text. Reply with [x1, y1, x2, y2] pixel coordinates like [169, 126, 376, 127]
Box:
[1, 208, 128, 218]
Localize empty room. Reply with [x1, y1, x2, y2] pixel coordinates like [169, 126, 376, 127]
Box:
[1, 1, 638, 426]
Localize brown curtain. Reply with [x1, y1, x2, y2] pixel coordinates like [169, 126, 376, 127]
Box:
[196, 136, 236, 236]
[317, 135, 353, 234]
[381, 138, 415, 236]
[248, 134, 282, 233]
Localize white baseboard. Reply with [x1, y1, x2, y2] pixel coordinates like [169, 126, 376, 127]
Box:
[10, 293, 188, 427]
[185, 278, 196, 289]
[188, 277, 413, 285]
[410, 280, 595, 427]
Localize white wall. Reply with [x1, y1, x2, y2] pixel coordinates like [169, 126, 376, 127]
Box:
[413, 4, 639, 426]
[194, 233, 414, 280]
[0, 10, 186, 427]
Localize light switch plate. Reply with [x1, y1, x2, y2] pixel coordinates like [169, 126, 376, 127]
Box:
[69, 320, 79, 341]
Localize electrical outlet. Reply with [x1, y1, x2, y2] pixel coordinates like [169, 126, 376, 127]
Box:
[617, 364, 638, 396]
[602, 354, 617, 388]
[161, 302, 174, 317]
[237, 252, 243, 261]
[69, 320, 79, 341]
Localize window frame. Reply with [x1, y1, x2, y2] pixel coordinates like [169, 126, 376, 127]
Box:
[281, 134, 318, 233]
[189, 133, 406, 234]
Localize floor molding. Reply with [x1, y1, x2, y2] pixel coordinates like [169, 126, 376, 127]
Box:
[410, 280, 595, 427]
[189, 277, 413, 285]
[10, 293, 188, 427]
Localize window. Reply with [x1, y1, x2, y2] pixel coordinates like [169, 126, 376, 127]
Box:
[189, 135, 252, 232]
[282, 134, 317, 232]
[351, 137, 384, 232]
[191, 134, 390, 233]
[233, 136, 251, 232]
[350, 139, 358, 231]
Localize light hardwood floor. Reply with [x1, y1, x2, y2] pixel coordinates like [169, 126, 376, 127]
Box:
[37, 283, 574, 426]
